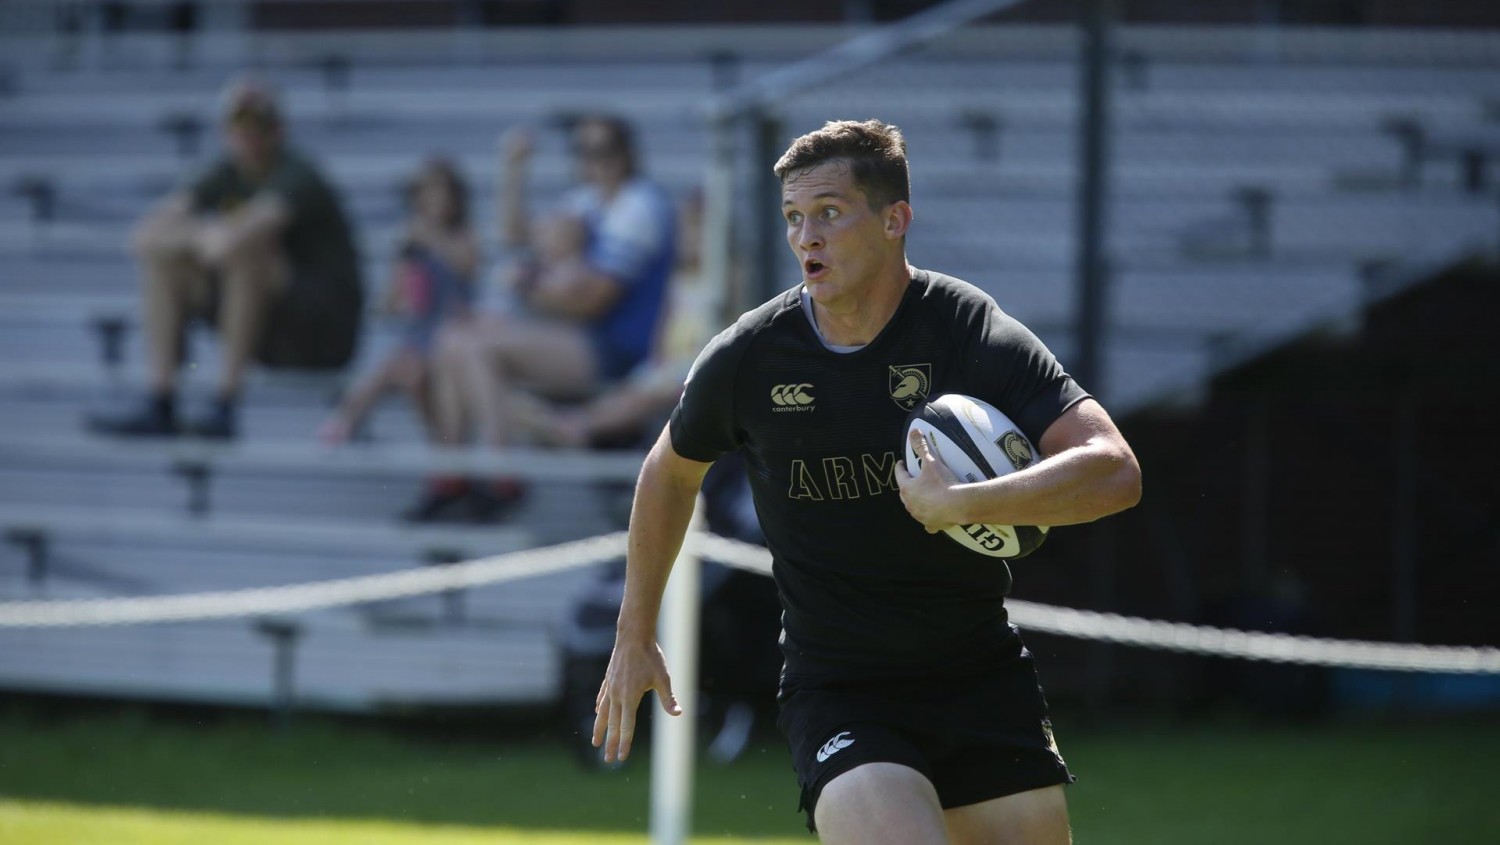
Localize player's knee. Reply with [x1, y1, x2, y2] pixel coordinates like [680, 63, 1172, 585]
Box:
[945, 785, 1070, 845]
[815, 763, 946, 845]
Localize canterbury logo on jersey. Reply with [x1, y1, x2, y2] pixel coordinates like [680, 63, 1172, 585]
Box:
[771, 383, 815, 411]
[816, 731, 855, 763]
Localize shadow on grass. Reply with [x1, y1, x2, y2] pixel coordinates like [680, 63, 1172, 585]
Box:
[0, 696, 809, 839]
[5, 696, 1497, 845]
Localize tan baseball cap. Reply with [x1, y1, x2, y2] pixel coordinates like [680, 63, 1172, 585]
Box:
[219, 77, 281, 130]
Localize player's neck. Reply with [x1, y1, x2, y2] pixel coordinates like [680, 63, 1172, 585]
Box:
[810, 262, 912, 347]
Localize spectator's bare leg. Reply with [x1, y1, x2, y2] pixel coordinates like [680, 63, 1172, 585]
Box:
[440, 322, 508, 447]
[430, 325, 473, 446]
[138, 246, 208, 394]
[87, 231, 206, 435]
[214, 234, 289, 398]
[405, 358, 439, 437]
[504, 389, 563, 445]
[321, 348, 429, 445]
[454, 316, 598, 449]
[574, 371, 683, 445]
[388, 348, 434, 433]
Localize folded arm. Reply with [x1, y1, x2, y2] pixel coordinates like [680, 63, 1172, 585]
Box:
[897, 398, 1141, 531]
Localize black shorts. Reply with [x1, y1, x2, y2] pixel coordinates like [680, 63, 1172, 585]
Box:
[776, 646, 1074, 832]
[202, 271, 360, 370]
[256, 274, 360, 370]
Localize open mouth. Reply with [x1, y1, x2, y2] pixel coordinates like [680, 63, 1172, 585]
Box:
[804, 259, 828, 278]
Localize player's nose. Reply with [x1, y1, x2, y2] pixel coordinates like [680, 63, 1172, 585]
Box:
[795, 221, 823, 250]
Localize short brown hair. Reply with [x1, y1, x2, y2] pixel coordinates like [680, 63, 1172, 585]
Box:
[773, 119, 909, 209]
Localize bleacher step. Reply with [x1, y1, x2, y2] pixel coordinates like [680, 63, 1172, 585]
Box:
[0, 502, 531, 558]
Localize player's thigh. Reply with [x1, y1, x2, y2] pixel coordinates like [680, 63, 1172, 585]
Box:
[943, 784, 1070, 845]
[815, 762, 949, 845]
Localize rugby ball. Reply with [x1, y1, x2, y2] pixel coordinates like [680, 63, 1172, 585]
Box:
[904, 393, 1048, 559]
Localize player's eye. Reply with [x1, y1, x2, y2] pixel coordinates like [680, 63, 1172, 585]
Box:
[821, 206, 839, 220]
[786, 211, 802, 224]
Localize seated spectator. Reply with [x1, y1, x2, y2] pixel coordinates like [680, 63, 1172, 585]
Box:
[403, 115, 676, 522]
[500, 212, 589, 309]
[518, 189, 711, 451]
[89, 76, 362, 439]
[319, 158, 478, 445]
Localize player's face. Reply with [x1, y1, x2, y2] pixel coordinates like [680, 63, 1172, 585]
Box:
[782, 161, 901, 308]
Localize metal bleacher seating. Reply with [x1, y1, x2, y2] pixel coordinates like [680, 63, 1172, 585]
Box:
[1, 20, 1497, 713]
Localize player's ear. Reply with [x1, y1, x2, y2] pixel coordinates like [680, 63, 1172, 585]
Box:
[884, 201, 913, 240]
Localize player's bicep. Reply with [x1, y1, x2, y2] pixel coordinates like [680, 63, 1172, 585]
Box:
[1037, 398, 1129, 459]
[666, 322, 749, 461]
[642, 426, 713, 501]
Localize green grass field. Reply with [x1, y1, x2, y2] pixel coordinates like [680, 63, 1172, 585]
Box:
[0, 701, 1495, 844]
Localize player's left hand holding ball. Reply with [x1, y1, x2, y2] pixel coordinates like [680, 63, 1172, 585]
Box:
[896, 428, 961, 533]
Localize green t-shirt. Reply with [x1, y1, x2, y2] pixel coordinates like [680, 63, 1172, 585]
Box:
[187, 148, 361, 303]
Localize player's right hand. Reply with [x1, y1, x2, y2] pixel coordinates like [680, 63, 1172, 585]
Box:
[592, 636, 680, 763]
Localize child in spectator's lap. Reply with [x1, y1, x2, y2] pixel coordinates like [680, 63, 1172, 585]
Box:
[320, 158, 478, 444]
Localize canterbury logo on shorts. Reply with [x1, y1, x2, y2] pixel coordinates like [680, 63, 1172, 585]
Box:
[816, 730, 854, 763]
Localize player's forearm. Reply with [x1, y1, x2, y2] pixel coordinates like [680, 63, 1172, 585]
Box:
[615, 447, 702, 641]
[952, 440, 1140, 527]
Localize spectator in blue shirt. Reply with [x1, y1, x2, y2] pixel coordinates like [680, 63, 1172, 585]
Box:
[404, 115, 676, 522]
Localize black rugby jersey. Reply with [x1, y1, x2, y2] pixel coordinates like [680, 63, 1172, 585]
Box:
[669, 268, 1088, 682]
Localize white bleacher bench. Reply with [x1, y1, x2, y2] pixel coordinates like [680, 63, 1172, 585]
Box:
[0, 608, 563, 713]
[0, 432, 646, 482]
[0, 505, 574, 714]
[0, 431, 648, 515]
[0, 502, 530, 559]
[0, 152, 708, 203]
[0, 360, 352, 407]
[1384, 117, 1500, 194]
[0, 502, 532, 590]
[0, 291, 415, 377]
[0, 293, 136, 322]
